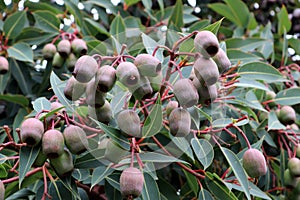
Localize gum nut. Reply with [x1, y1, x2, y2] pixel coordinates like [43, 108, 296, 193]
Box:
[242, 148, 267, 178]
[129, 75, 153, 101]
[148, 70, 163, 92]
[104, 139, 128, 163]
[117, 109, 141, 137]
[42, 43, 57, 60]
[198, 84, 218, 103]
[42, 129, 65, 159]
[57, 39, 71, 57]
[166, 100, 179, 117]
[278, 106, 296, 125]
[88, 101, 113, 124]
[193, 56, 219, 86]
[288, 157, 300, 176]
[194, 30, 219, 58]
[116, 62, 140, 87]
[85, 78, 106, 108]
[20, 118, 44, 146]
[96, 65, 116, 92]
[120, 167, 144, 198]
[213, 48, 231, 74]
[63, 125, 89, 154]
[50, 148, 74, 177]
[0, 56, 9, 74]
[71, 38, 88, 56]
[134, 53, 162, 77]
[66, 53, 77, 70]
[169, 107, 191, 137]
[64, 76, 86, 101]
[52, 52, 65, 69]
[73, 55, 98, 83]
[173, 78, 199, 108]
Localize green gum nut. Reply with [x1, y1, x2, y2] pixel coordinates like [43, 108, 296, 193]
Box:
[173, 78, 199, 108]
[129, 75, 153, 101]
[116, 61, 140, 87]
[57, 39, 71, 58]
[71, 38, 88, 56]
[148, 70, 163, 92]
[284, 169, 297, 187]
[96, 65, 116, 92]
[33, 150, 47, 167]
[288, 157, 300, 176]
[117, 109, 141, 137]
[242, 148, 267, 178]
[166, 100, 179, 117]
[66, 53, 77, 70]
[63, 125, 89, 154]
[73, 55, 98, 83]
[169, 107, 191, 137]
[265, 91, 276, 107]
[88, 100, 113, 124]
[212, 48, 231, 74]
[194, 30, 219, 58]
[104, 139, 128, 163]
[63, 76, 86, 101]
[50, 148, 74, 177]
[52, 52, 65, 69]
[134, 53, 162, 77]
[42, 43, 57, 60]
[197, 83, 218, 103]
[20, 118, 44, 147]
[278, 106, 296, 125]
[42, 129, 65, 159]
[85, 77, 106, 108]
[120, 167, 144, 199]
[193, 56, 219, 86]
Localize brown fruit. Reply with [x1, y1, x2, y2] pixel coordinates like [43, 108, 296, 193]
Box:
[169, 108, 191, 137]
[288, 157, 300, 176]
[73, 55, 98, 83]
[0, 180, 4, 200]
[116, 62, 140, 87]
[120, 167, 144, 198]
[85, 78, 106, 108]
[50, 148, 74, 177]
[166, 100, 179, 117]
[95, 65, 116, 92]
[42, 129, 65, 158]
[197, 84, 218, 103]
[57, 39, 71, 57]
[88, 100, 113, 124]
[64, 76, 86, 101]
[278, 106, 296, 125]
[193, 56, 219, 86]
[134, 53, 162, 77]
[63, 125, 88, 154]
[52, 52, 65, 69]
[129, 75, 153, 101]
[117, 109, 141, 137]
[194, 31, 219, 58]
[242, 148, 267, 178]
[213, 48, 230, 74]
[42, 43, 57, 60]
[20, 118, 44, 146]
[71, 38, 88, 56]
[173, 78, 199, 108]
[104, 139, 127, 163]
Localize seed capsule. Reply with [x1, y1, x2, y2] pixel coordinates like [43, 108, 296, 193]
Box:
[42, 43, 57, 60]
[104, 139, 127, 163]
[166, 100, 179, 117]
[194, 30, 219, 58]
[85, 78, 106, 108]
[64, 76, 86, 101]
[20, 118, 44, 147]
[71, 38, 88, 56]
[120, 167, 144, 198]
[242, 148, 267, 178]
[129, 75, 153, 101]
[96, 65, 116, 92]
[0, 56, 9, 74]
[134, 53, 162, 77]
[52, 52, 65, 69]
[50, 148, 74, 177]
[278, 106, 296, 125]
[193, 56, 219, 86]
[197, 84, 218, 103]
[66, 53, 77, 71]
[169, 108, 191, 137]
[63, 125, 89, 154]
[117, 109, 141, 137]
[57, 39, 71, 58]
[148, 70, 163, 92]
[173, 78, 199, 108]
[288, 157, 300, 176]
[88, 100, 113, 124]
[116, 62, 140, 87]
[73, 55, 98, 83]
[33, 150, 47, 167]
[213, 48, 231, 74]
[42, 129, 65, 159]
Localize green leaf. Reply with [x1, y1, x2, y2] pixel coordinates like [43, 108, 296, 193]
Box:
[110, 91, 130, 116]
[191, 138, 214, 170]
[171, 136, 195, 161]
[220, 147, 250, 200]
[141, 33, 165, 61]
[198, 188, 214, 200]
[82, 18, 110, 38]
[74, 149, 105, 168]
[277, 5, 291, 35]
[268, 111, 286, 131]
[275, 88, 300, 106]
[212, 118, 232, 129]
[238, 62, 286, 83]
[13, 108, 28, 143]
[72, 169, 90, 182]
[202, 18, 223, 34]
[142, 0, 152, 10]
[32, 97, 51, 112]
[168, 0, 183, 29]
[120, 152, 189, 164]
[84, 1, 118, 15]
[87, 40, 107, 56]
[289, 38, 300, 55]
[0, 94, 29, 108]
[7, 43, 34, 63]
[142, 104, 163, 137]
[10, 58, 33, 94]
[195, 107, 213, 123]
[227, 49, 262, 65]
[183, 168, 199, 196]
[64, 0, 83, 26]
[33, 11, 60, 33]
[226, 38, 268, 52]
[3, 11, 27, 39]
[124, 0, 140, 7]
[0, 71, 10, 94]
[208, 3, 239, 26]
[258, 23, 274, 59]
[142, 173, 161, 200]
[19, 146, 40, 187]
[105, 175, 122, 199]
[15, 27, 58, 45]
[233, 78, 271, 92]
[110, 14, 126, 45]
[91, 166, 114, 189]
[24, 1, 63, 14]
[224, 0, 250, 27]
[0, 164, 8, 178]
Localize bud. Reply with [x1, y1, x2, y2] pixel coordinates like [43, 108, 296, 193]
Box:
[242, 148, 267, 178]
[193, 56, 219, 86]
[117, 109, 141, 137]
[120, 167, 144, 198]
[288, 157, 300, 176]
[88, 100, 113, 124]
[213, 48, 230, 74]
[169, 108, 191, 137]
[64, 76, 86, 101]
[116, 62, 140, 87]
[278, 106, 296, 125]
[42, 43, 57, 60]
[50, 148, 74, 177]
[20, 118, 44, 146]
[96, 65, 116, 92]
[134, 53, 162, 77]
[66, 53, 77, 71]
[52, 52, 65, 69]
[57, 39, 71, 57]
[63, 125, 88, 154]
[129, 75, 153, 101]
[42, 129, 65, 158]
[71, 38, 88, 56]
[85, 78, 106, 108]
[194, 31, 219, 58]
[73, 55, 98, 83]
[173, 78, 199, 108]
[166, 100, 179, 117]
[104, 139, 127, 163]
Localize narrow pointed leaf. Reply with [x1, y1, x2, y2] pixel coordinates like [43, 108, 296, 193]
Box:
[168, 0, 183, 28]
[3, 11, 27, 39]
[142, 173, 161, 200]
[7, 43, 33, 63]
[198, 188, 214, 200]
[32, 97, 51, 112]
[33, 11, 60, 32]
[275, 88, 300, 105]
[142, 104, 163, 137]
[91, 166, 114, 189]
[191, 138, 214, 170]
[267, 111, 286, 131]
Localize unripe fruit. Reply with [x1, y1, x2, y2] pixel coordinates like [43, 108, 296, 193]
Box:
[63, 125, 88, 154]
[96, 65, 116, 92]
[71, 38, 88, 56]
[0, 56, 9, 74]
[265, 91, 276, 107]
[134, 53, 162, 77]
[0, 180, 4, 200]
[120, 167, 144, 198]
[57, 39, 71, 57]
[213, 48, 230, 74]
[88, 100, 113, 124]
[198, 84, 218, 103]
[85, 78, 106, 108]
[242, 148, 267, 178]
[73, 55, 98, 83]
[278, 106, 296, 125]
[148, 70, 163, 92]
[258, 111, 268, 122]
[193, 56, 219, 86]
[52, 52, 65, 69]
[293, 8, 300, 18]
[20, 118, 44, 146]
[42, 129, 65, 158]
[116, 62, 140, 87]
[129, 75, 153, 101]
[169, 108, 191, 137]
[296, 145, 300, 158]
[50, 102, 65, 113]
[173, 78, 199, 108]
[64, 76, 86, 101]
[284, 169, 297, 187]
[42, 43, 57, 60]
[33, 150, 47, 167]
[194, 31, 219, 58]
[117, 110, 141, 137]
[104, 139, 127, 163]
[66, 53, 77, 70]
[288, 157, 300, 176]
[166, 100, 179, 117]
[50, 148, 74, 177]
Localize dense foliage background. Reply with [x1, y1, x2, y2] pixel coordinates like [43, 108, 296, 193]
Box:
[0, 0, 300, 199]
